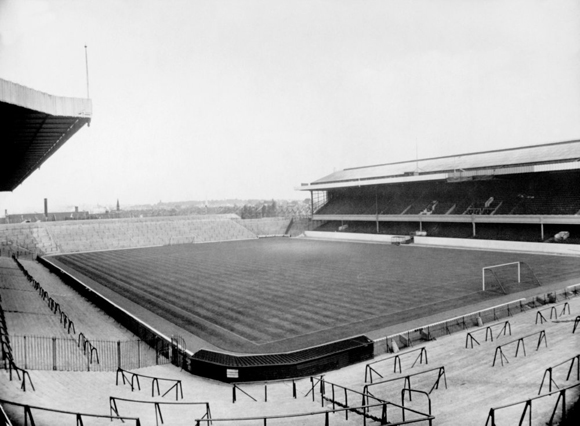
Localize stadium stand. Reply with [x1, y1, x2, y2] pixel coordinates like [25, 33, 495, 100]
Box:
[0, 215, 258, 255]
[2, 76, 580, 423]
[300, 143, 580, 245]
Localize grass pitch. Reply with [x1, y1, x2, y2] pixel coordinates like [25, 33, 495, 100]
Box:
[51, 238, 580, 353]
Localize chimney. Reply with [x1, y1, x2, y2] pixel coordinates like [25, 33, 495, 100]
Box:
[44, 198, 48, 219]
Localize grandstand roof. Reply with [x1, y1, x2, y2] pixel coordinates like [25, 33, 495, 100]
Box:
[1, 78, 92, 191]
[299, 139, 580, 191]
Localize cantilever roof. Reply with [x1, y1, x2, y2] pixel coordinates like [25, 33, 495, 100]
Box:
[1, 78, 92, 191]
[299, 139, 580, 190]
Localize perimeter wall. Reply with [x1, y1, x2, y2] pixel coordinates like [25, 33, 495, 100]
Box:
[304, 231, 580, 256]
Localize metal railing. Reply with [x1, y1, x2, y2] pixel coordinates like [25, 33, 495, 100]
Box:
[0, 398, 140, 425]
[492, 330, 548, 367]
[535, 302, 571, 324]
[485, 382, 580, 426]
[538, 354, 580, 395]
[365, 347, 428, 383]
[10, 335, 169, 371]
[364, 366, 447, 401]
[116, 368, 183, 400]
[465, 320, 511, 349]
[232, 376, 305, 403]
[109, 397, 210, 426]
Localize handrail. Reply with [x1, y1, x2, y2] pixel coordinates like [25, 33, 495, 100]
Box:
[110, 396, 210, 426]
[485, 382, 580, 426]
[492, 330, 548, 367]
[401, 389, 432, 420]
[465, 320, 511, 349]
[194, 402, 434, 425]
[4, 354, 35, 392]
[538, 354, 580, 395]
[0, 397, 140, 425]
[365, 347, 428, 383]
[116, 367, 184, 400]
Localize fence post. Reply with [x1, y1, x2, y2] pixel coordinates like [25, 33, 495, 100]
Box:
[24, 335, 27, 369]
[52, 337, 57, 371]
[117, 341, 121, 370]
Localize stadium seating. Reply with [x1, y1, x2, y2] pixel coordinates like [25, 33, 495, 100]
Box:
[314, 171, 580, 218]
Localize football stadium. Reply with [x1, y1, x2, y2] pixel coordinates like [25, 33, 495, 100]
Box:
[1, 77, 580, 425]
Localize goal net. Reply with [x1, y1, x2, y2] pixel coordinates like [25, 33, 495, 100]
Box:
[482, 261, 541, 294]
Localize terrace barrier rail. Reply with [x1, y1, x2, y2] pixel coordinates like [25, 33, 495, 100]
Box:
[0, 397, 141, 426]
[193, 403, 394, 426]
[109, 397, 211, 426]
[319, 378, 435, 425]
[492, 330, 548, 367]
[365, 347, 428, 383]
[465, 320, 512, 349]
[538, 354, 580, 395]
[232, 376, 305, 403]
[485, 382, 580, 426]
[535, 302, 571, 324]
[380, 299, 526, 353]
[363, 366, 447, 402]
[116, 367, 184, 400]
[376, 285, 580, 355]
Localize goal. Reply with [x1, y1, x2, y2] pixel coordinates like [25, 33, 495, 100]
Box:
[482, 261, 541, 294]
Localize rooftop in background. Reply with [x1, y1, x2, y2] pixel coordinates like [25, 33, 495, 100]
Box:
[1, 78, 92, 192]
[299, 139, 580, 191]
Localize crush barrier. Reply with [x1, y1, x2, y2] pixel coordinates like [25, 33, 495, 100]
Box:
[538, 354, 580, 395]
[193, 403, 393, 426]
[377, 285, 579, 354]
[363, 366, 447, 402]
[232, 376, 306, 403]
[465, 320, 511, 349]
[0, 397, 140, 425]
[321, 378, 434, 425]
[116, 368, 183, 400]
[380, 299, 526, 353]
[535, 302, 571, 324]
[365, 347, 428, 383]
[109, 397, 211, 426]
[492, 330, 548, 367]
[485, 382, 580, 426]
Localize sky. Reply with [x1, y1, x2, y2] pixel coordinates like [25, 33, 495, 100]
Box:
[1, 0, 579, 214]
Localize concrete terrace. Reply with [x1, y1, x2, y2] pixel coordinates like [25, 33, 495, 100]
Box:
[0, 253, 579, 424]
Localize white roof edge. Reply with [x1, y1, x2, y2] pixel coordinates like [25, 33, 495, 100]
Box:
[296, 160, 580, 191]
[0, 78, 92, 118]
[297, 173, 449, 191]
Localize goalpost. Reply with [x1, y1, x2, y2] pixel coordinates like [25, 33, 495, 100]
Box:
[482, 261, 541, 294]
